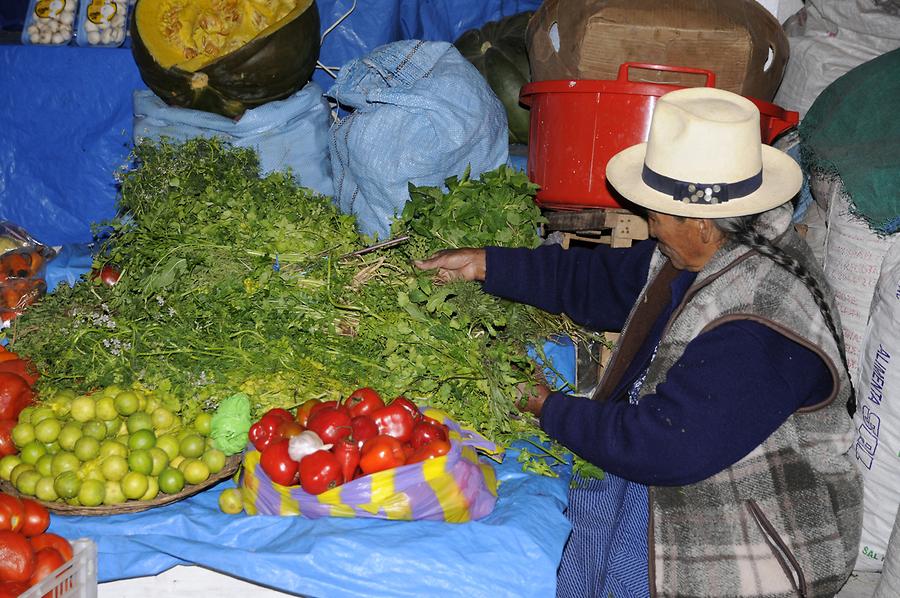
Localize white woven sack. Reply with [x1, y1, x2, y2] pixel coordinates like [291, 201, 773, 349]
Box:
[853, 234, 900, 571]
[875, 506, 900, 597]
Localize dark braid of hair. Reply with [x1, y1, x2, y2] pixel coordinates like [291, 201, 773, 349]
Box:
[713, 214, 857, 417]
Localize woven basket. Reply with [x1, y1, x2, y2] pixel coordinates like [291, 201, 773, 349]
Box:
[0, 453, 242, 516]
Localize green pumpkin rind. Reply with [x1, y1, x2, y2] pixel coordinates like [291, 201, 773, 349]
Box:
[455, 11, 533, 144]
[130, 1, 321, 119]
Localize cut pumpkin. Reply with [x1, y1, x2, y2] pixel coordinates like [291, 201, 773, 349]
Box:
[131, 0, 320, 118]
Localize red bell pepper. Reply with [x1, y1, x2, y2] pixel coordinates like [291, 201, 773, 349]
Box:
[359, 435, 407, 475]
[370, 404, 415, 444]
[249, 408, 294, 452]
[306, 407, 352, 445]
[350, 415, 379, 449]
[260, 440, 299, 486]
[389, 396, 421, 422]
[409, 419, 449, 449]
[407, 438, 451, 464]
[346, 387, 385, 418]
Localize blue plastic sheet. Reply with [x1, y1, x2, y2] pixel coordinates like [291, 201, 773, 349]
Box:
[48, 444, 571, 597]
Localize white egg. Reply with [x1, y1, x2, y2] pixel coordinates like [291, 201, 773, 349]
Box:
[88, 30, 101, 44]
[60, 12, 74, 25]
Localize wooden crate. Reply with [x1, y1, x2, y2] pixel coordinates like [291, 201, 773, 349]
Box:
[543, 208, 649, 249]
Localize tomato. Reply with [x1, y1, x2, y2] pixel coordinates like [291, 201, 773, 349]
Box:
[298, 450, 343, 495]
[0, 494, 24, 533]
[259, 440, 299, 486]
[0, 420, 16, 458]
[407, 439, 451, 464]
[29, 547, 65, 587]
[0, 372, 33, 421]
[29, 533, 72, 562]
[409, 419, 449, 450]
[0, 530, 34, 583]
[332, 438, 359, 484]
[345, 387, 384, 418]
[359, 435, 407, 475]
[0, 581, 28, 598]
[370, 404, 415, 444]
[294, 399, 321, 428]
[389, 396, 422, 422]
[0, 360, 38, 387]
[19, 499, 49, 537]
[350, 415, 379, 449]
[98, 264, 121, 286]
[306, 407, 352, 445]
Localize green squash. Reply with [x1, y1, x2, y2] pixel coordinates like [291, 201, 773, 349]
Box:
[130, 0, 320, 119]
[455, 12, 533, 144]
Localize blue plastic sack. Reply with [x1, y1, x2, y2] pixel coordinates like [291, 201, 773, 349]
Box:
[133, 83, 334, 197]
[328, 40, 509, 239]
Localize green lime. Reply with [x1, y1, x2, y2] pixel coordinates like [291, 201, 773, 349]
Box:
[35, 453, 54, 478]
[144, 396, 160, 414]
[34, 417, 61, 444]
[176, 428, 194, 442]
[29, 407, 55, 426]
[193, 412, 213, 437]
[169, 455, 185, 470]
[126, 412, 153, 434]
[127, 449, 153, 476]
[57, 423, 83, 451]
[104, 417, 122, 437]
[15, 470, 41, 496]
[128, 428, 156, 451]
[156, 435, 180, 461]
[99, 440, 128, 459]
[42, 441, 60, 454]
[140, 475, 159, 501]
[121, 471, 148, 500]
[79, 458, 105, 482]
[51, 451, 81, 476]
[103, 480, 126, 505]
[0, 455, 22, 481]
[114, 391, 139, 417]
[73, 436, 101, 461]
[9, 463, 34, 486]
[100, 455, 128, 482]
[19, 440, 47, 465]
[101, 384, 122, 399]
[65, 497, 81, 507]
[70, 396, 96, 423]
[81, 420, 108, 441]
[35, 476, 58, 502]
[158, 467, 185, 494]
[48, 395, 72, 418]
[54, 470, 81, 499]
[151, 407, 175, 431]
[183, 459, 210, 485]
[11, 422, 35, 448]
[94, 396, 118, 421]
[202, 449, 226, 474]
[179, 434, 205, 459]
[149, 447, 169, 476]
[16, 406, 34, 424]
[218, 488, 243, 514]
[78, 479, 105, 507]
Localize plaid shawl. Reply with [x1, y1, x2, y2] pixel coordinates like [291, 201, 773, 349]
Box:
[627, 204, 862, 597]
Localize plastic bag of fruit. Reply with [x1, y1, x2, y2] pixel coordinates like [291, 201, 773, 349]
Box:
[239, 400, 500, 522]
[0, 221, 57, 324]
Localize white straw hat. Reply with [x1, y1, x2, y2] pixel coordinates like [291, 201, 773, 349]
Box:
[605, 87, 802, 218]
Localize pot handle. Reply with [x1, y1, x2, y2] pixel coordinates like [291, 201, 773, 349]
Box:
[617, 62, 717, 88]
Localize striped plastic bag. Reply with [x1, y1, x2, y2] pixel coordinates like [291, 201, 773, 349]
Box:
[238, 407, 500, 522]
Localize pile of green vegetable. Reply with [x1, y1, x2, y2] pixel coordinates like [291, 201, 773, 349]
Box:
[5, 139, 601, 475]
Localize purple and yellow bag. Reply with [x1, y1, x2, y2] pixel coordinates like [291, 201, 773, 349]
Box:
[238, 407, 500, 522]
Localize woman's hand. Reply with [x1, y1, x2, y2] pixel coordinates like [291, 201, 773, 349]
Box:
[413, 248, 487, 283]
[515, 381, 551, 418]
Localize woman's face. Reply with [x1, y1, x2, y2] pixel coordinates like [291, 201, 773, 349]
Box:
[646, 212, 720, 271]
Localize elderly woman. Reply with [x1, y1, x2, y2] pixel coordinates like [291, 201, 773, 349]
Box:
[415, 88, 862, 598]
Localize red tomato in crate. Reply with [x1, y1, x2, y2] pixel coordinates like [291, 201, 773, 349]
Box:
[19, 499, 49, 537]
[29, 533, 72, 562]
[28, 547, 66, 587]
[0, 494, 24, 533]
[0, 581, 28, 598]
[359, 435, 407, 475]
[306, 407, 352, 445]
[0, 530, 34, 583]
[0, 419, 16, 458]
[259, 440, 299, 486]
[370, 404, 415, 444]
[298, 450, 343, 495]
[345, 387, 384, 418]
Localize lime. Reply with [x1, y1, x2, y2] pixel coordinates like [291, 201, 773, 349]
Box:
[65, 498, 82, 507]
[57, 423, 83, 451]
[144, 396, 160, 414]
[126, 412, 153, 434]
[176, 428, 194, 442]
[43, 441, 60, 454]
[149, 447, 169, 476]
[99, 439, 128, 459]
[74, 436, 100, 461]
[35, 476, 58, 502]
[100, 455, 128, 481]
[183, 459, 210, 485]
[51, 451, 81, 476]
[34, 417, 61, 444]
[177, 457, 193, 473]
[104, 417, 122, 437]
[11, 422, 35, 448]
[70, 396, 96, 423]
[16, 406, 34, 424]
[127, 449, 153, 476]
[179, 434, 205, 459]
[29, 407, 55, 426]
[94, 396, 118, 421]
[0, 455, 22, 481]
[9, 463, 34, 486]
[158, 467, 185, 495]
[193, 412, 213, 437]
[78, 479, 106, 507]
[114, 391, 139, 417]
[128, 429, 156, 451]
[15, 470, 41, 496]
[202, 449, 226, 474]
[54, 470, 81, 499]
[79, 457, 106, 482]
[121, 471, 148, 500]
[19, 440, 47, 465]
[101, 384, 122, 399]
[48, 394, 72, 418]
[151, 407, 175, 431]
[81, 420, 108, 441]
[218, 488, 243, 514]
[35, 453, 54, 478]
[169, 455, 185, 470]
[103, 480, 127, 505]
[156, 435, 180, 461]
[140, 475, 159, 501]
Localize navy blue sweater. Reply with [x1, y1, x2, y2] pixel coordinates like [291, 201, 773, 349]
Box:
[484, 241, 832, 486]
